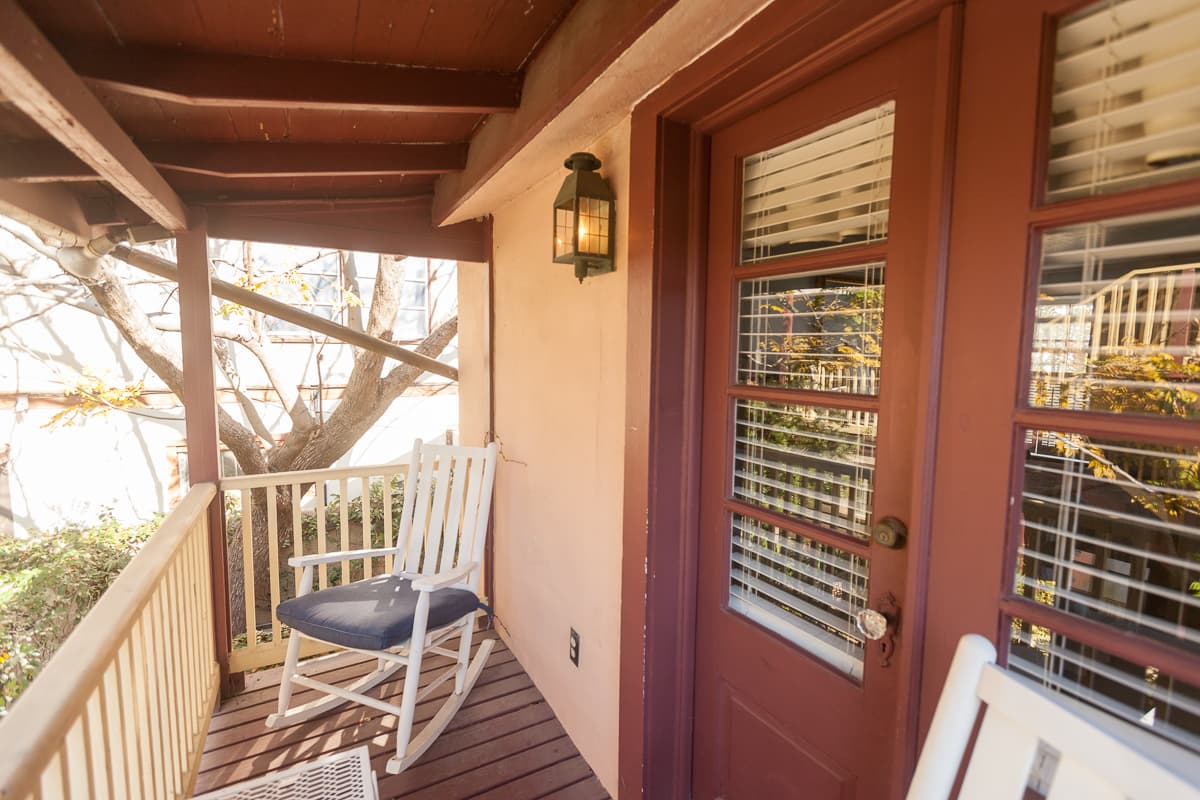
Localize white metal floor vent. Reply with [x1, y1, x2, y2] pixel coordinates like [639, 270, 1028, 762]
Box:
[193, 746, 379, 800]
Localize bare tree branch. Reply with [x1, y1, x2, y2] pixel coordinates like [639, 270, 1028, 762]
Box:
[213, 342, 276, 446]
[64, 256, 268, 474]
[0, 220, 58, 260]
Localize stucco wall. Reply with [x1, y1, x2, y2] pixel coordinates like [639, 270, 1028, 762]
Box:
[463, 116, 630, 793]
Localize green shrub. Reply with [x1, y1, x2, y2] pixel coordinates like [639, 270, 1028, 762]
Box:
[0, 513, 160, 714]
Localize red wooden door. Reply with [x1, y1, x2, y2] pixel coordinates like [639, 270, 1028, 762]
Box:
[692, 24, 944, 800]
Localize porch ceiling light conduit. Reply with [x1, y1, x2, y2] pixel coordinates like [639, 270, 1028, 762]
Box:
[57, 233, 458, 381]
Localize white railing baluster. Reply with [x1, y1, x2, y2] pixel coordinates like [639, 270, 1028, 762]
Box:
[384, 472, 395, 574]
[339, 477, 351, 585]
[99, 665, 126, 800]
[267, 485, 282, 648]
[242, 488, 259, 658]
[291, 482, 303, 606]
[362, 474, 373, 579]
[316, 482, 329, 591]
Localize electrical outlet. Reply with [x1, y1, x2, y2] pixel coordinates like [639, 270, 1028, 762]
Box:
[569, 628, 580, 666]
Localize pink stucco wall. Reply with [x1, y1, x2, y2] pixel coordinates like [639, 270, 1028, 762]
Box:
[459, 116, 630, 793]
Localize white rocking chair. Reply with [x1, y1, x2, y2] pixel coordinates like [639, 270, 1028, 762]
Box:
[265, 439, 499, 775]
[907, 634, 1200, 799]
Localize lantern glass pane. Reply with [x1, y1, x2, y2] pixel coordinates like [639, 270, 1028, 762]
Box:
[578, 196, 611, 256]
[555, 206, 576, 258]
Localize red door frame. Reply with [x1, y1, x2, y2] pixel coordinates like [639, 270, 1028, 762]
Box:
[619, 1, 962, 797]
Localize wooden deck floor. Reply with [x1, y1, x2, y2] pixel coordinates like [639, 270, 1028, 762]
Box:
[195, 629, 609, 799]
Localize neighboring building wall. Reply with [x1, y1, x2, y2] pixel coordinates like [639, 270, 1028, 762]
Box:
[1, 390, 458, 536]
[461, 116, 630, 793]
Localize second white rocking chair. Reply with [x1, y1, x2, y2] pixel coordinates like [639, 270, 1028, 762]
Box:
[265, 439, 499, 775]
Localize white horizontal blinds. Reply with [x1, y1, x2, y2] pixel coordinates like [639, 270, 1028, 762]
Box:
[1029, 206, 1200, 417]
[1047, 0, 1200, 202]
[1009, 622, 1200, 753]
[1018, 428, 1200, 652]
[741, 102, 894, 264]
[729, 512, 869, 679]
[732, 399, 877, 540]
[737, 263, 885, 393]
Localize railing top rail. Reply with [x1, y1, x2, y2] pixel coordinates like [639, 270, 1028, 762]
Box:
[219, 460, 411, 491]
[1040, 262, 1200, 323]
[0, 483, 217, 800]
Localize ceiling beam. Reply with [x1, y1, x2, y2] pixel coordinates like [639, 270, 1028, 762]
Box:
[59, 43, 521, 114]
[206, 206, 489, 263]
[148, 143, 467, 179]
[0, 1, 188, 230]
[0, 141, 467, 181]
[432, 0, 679, 224]
[82, 191, 439, 227]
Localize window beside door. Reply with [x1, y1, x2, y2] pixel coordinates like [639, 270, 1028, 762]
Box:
[1009, 0, 1200, 756]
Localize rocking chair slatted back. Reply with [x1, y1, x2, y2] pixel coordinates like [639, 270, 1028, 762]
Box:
[396, 440, 497, 592]
[908, 634, 1200, 800]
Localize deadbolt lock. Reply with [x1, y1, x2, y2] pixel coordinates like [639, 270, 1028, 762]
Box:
[872, 516, 907, 549]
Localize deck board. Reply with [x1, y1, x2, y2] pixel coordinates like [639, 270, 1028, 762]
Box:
[196, 629, 610, 799]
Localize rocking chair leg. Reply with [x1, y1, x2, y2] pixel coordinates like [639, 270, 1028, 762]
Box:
[455, 621, 475, 694]
[394, 592, 432, 762]
[275, 630, 304, 716]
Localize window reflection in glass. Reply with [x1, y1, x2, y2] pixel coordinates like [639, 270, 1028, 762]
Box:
[738, 263, 885, 394]
[733, 399, 877, 540]
[1018, 429, 1200, 651]
[1029, 207, 1200, 419]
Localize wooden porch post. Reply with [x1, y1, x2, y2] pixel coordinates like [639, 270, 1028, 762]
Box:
[177, 208, 237, 697]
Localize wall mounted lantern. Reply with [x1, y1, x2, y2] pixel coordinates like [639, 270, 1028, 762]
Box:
[552, 152, 615, 282]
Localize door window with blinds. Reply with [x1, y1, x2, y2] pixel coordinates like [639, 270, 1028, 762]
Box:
[727, 102, 893, 680]
[1011, 0, 1200, 756]
[741, 102, 894, 263]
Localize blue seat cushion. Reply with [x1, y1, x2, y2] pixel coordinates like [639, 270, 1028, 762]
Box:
[276, 575, 479, 651]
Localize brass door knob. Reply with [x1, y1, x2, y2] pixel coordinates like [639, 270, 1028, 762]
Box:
[872, 516, 907, 548]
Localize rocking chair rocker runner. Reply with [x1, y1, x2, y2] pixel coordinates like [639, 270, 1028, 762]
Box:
[265, 439, 499, 775]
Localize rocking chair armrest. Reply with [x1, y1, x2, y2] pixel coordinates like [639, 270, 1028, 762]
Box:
[288, 547, 397, 568]
[410, 562, 479, 592]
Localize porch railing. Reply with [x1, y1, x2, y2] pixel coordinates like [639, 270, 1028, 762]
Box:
[221, 460, 410, 673]
[0, 484, 220, 800]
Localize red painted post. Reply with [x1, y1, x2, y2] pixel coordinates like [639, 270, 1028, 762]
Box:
[176, 209, 238, 697]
